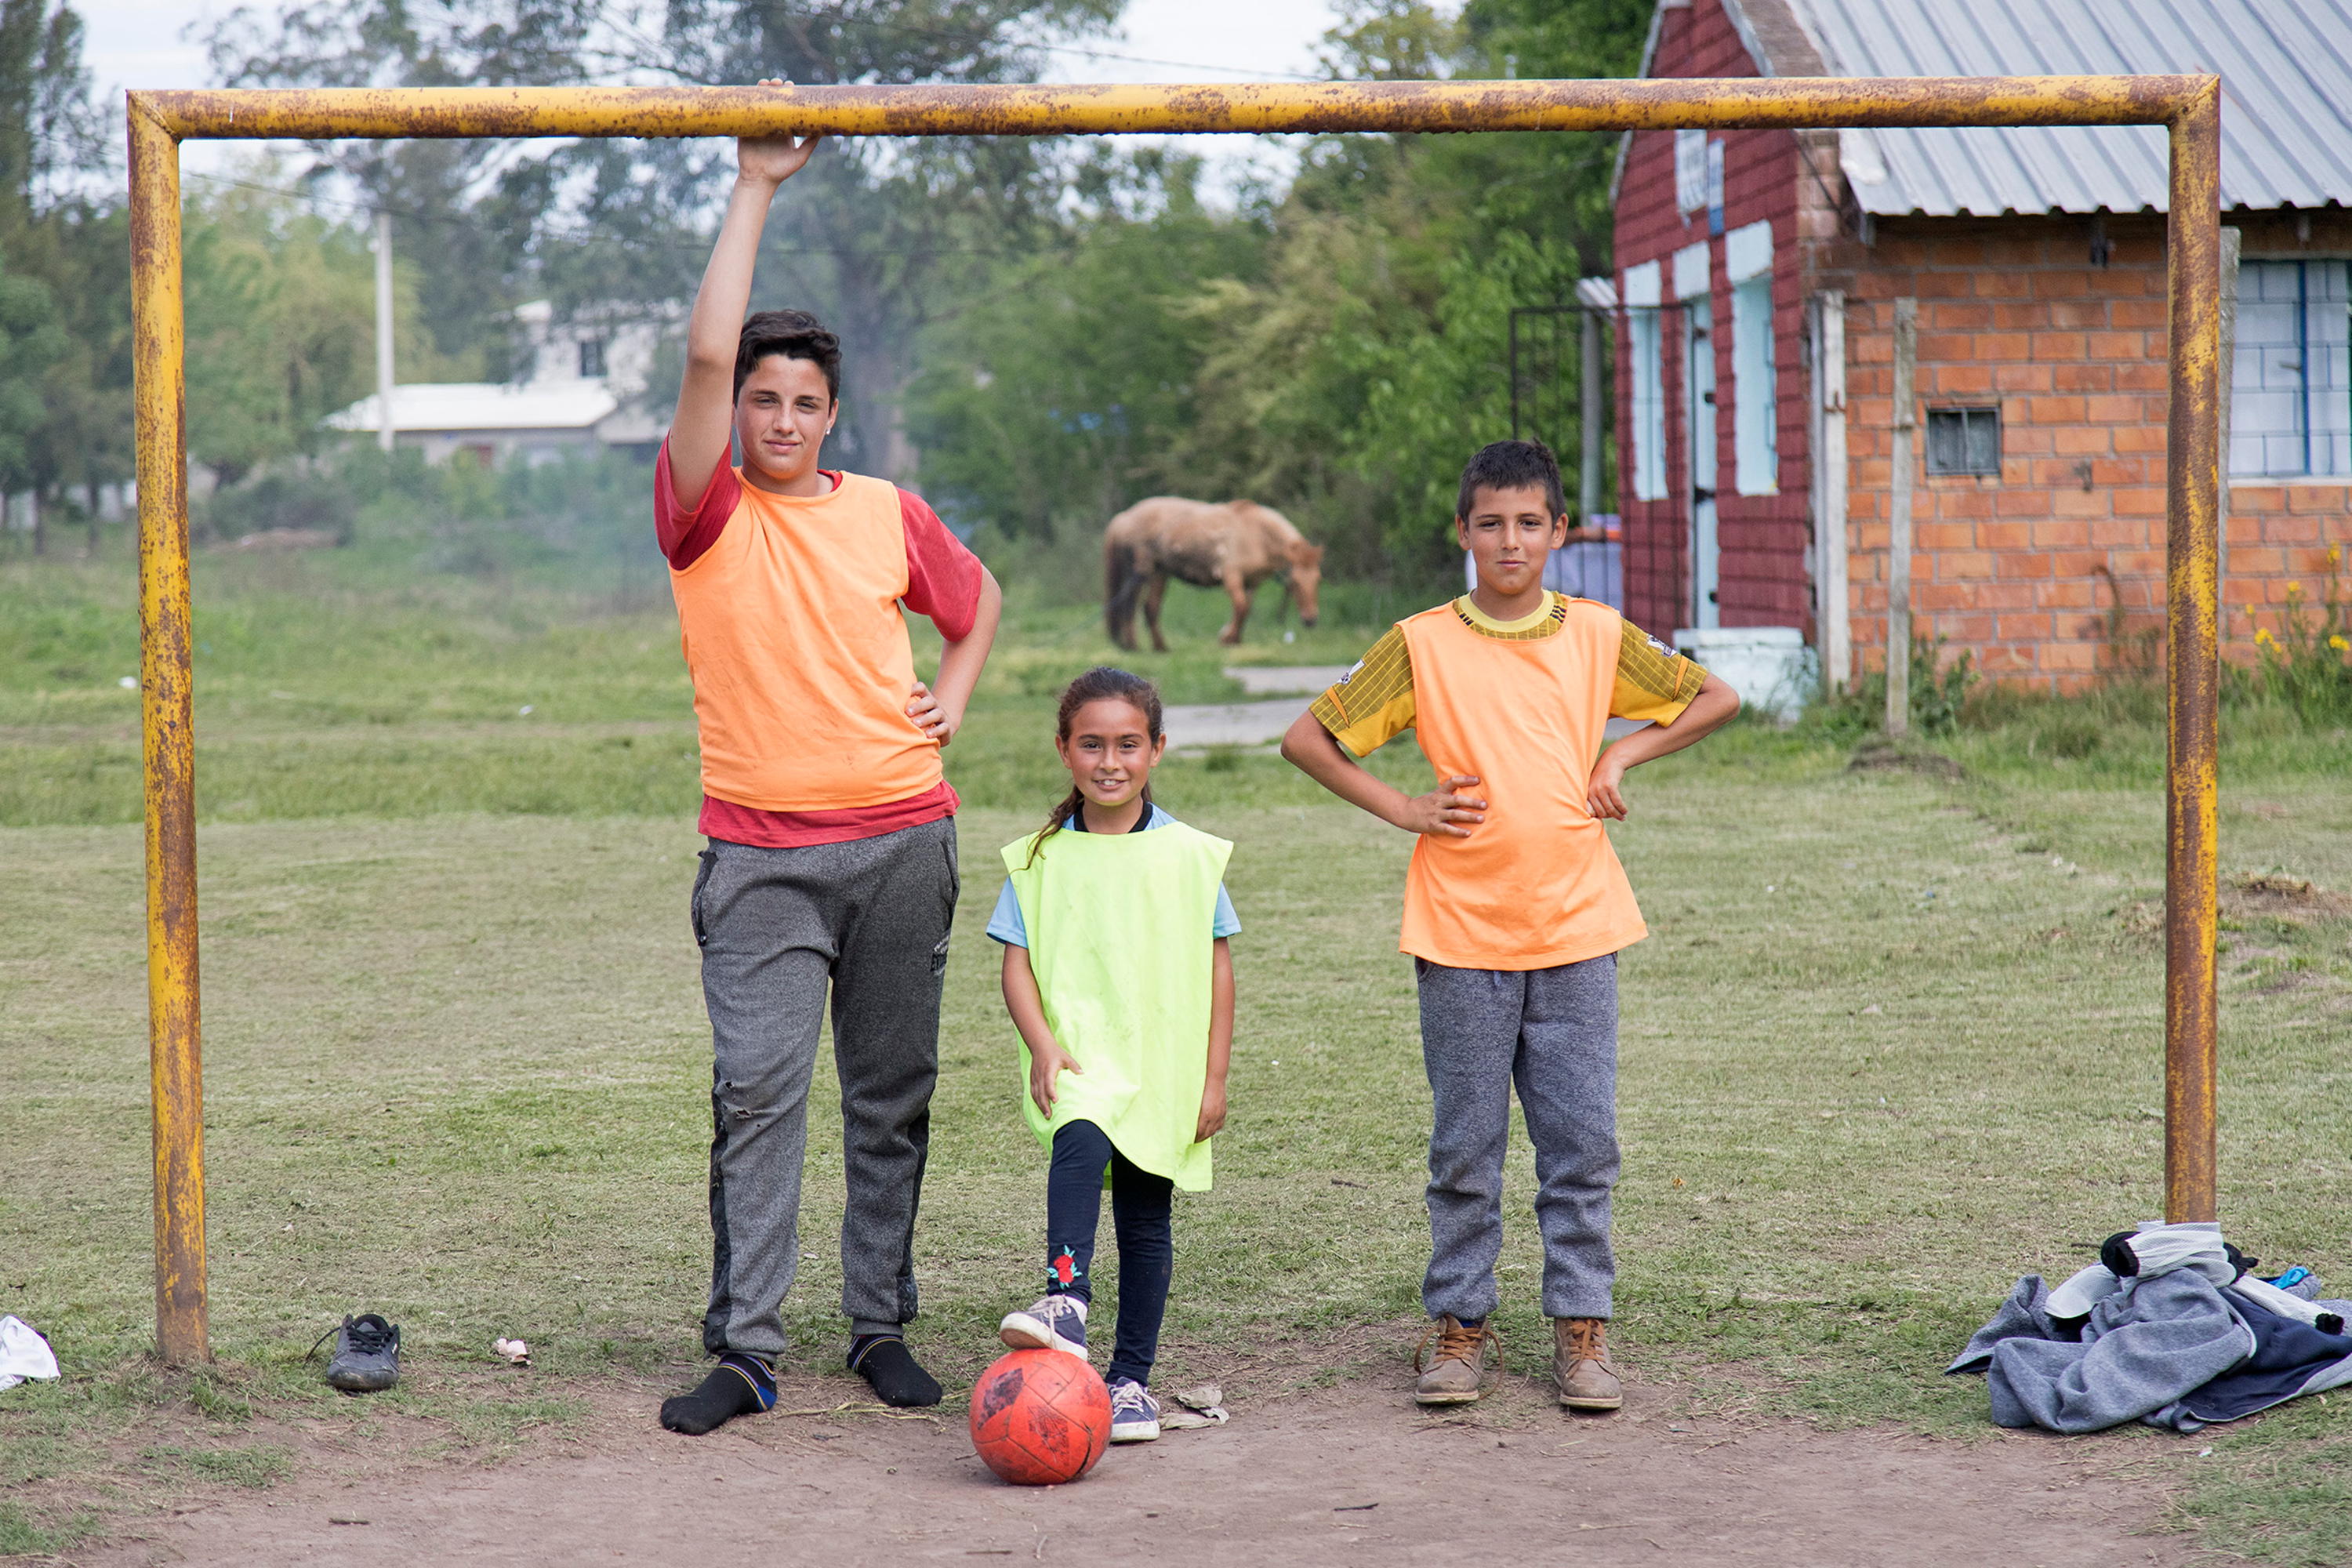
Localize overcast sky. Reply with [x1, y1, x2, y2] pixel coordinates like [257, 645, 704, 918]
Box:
[79, 0, 1348, 184]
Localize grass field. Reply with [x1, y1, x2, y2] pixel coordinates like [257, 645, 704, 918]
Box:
[3, 543, 2350, 1562]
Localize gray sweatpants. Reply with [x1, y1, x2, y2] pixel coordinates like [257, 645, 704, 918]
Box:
[690, 818, 958, 1361]
[1416, 953, 1619, 1323]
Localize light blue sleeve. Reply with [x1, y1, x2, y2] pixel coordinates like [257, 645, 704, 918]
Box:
[985, 879, 1028, 946]
[1212, 884, 1241, 939]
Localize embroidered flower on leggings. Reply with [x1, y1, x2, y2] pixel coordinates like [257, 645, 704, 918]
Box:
[1049, 1247, 1083, 1287]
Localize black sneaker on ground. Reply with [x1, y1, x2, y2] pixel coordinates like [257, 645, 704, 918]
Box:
[321, 1313, 401, 1393]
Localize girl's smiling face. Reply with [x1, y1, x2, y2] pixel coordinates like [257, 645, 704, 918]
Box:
[1057, 697, 1165, 808]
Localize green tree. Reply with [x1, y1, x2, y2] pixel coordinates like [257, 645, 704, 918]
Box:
[0, 0, 101, 223]
[1179, 0, 1650, 576]
[206, 0, 1125, 477]
[0, 245, 67, 496]
[906, 150, 1265, 535]
[176, 165, 475, 485]
[0, 0, 125, 553]
[899, 0, 1652, 586]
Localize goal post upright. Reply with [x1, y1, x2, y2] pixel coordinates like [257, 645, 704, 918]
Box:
[2161, 78, 2223, 1227]
[122, 74, 2223, 1364]
[128, 93, 207, 1367]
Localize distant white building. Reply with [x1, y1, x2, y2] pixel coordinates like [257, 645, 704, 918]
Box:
[328, 300, 670, 465]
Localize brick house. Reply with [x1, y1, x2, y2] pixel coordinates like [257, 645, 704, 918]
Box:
[1606, 0, 2352, 690]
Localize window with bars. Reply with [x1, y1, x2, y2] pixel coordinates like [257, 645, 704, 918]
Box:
[2234, 260, 2352, 477]
[1926, 408, 2000, 477]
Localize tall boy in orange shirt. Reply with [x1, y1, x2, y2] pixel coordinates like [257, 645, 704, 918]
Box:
[655, 125, 1004, 1435]
[1283, 441, 1737, 1413]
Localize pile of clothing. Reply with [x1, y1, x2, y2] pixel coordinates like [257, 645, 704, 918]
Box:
[1949, 1221, 2352, 1433]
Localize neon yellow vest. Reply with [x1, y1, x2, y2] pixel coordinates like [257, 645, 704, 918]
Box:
[1001, 820, 1233, 1192]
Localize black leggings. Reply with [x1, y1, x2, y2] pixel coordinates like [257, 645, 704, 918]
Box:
[1046, 1120, 1174, 1387]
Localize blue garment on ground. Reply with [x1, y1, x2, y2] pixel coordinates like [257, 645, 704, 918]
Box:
[986, 805, 1241, 946]
[1950, 1272, 2252, 1432]
[2180, 1292, 2352, 1424]
[1951, 1272, 2352, 1432]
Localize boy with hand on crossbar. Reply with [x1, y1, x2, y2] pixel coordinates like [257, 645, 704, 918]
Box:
[655, 119, 1004, 1436]
[1282, 440, 1737, 1413]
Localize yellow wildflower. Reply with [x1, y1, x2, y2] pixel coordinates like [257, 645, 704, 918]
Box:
[2332, 544, 2344, 568]
[2332, 634, 2350, 652]
[2256, 628, 2277, 646]
[2287, 581, 2304, 600]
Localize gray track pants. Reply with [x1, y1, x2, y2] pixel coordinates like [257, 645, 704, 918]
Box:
[1416, 953, 1619, 1323]
[691, 818, 958, 1361]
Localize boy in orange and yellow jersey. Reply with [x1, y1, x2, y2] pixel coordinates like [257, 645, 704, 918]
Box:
[1283, 440, 1737, 1416]
[655, 121, 1004, 1436]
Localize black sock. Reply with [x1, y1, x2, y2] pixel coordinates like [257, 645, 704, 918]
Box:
[660, 1353, 775, 1436]
[849, 1333, 942, 1408]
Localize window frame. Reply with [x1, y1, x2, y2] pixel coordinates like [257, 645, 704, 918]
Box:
[2230, 256, 2352, 479]
[1924, 406, 2002, 479]
[1726, 220, 1777, 495]
[1623, 260, 1666, 502]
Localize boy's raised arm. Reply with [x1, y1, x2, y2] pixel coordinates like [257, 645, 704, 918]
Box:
[667, 122, 822, 514]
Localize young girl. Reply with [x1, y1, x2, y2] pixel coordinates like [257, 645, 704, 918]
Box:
[987, 666, 1238, 1443]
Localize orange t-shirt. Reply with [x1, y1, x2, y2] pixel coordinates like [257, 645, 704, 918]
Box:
[1312, 594, 1707, 971]
[668, 468, 942, 812]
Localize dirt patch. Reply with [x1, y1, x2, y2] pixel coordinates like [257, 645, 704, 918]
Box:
[2115, 871, 2352, 949]
[1846, 741, 1965, 781]
[2225, 870, 2352, 924]
[77, 1364, 2207, 1567]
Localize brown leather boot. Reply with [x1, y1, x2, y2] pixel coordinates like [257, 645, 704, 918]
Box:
[1552, 1317, 1623, 1412]
[1413, 1315, 1498, 1406]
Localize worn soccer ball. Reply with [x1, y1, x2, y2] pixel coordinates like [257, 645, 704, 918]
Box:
[967, 1348, 1110, 1485]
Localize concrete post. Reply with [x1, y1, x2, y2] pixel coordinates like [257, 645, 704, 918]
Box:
[1886, 296, 1917, 738]
[374, 209, 396, 454]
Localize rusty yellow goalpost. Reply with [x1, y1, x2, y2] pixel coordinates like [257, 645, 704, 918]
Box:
[125, 75, 2223, 1364]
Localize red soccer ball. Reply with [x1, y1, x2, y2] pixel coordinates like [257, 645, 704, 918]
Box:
[967, 1348, 1111, 1486]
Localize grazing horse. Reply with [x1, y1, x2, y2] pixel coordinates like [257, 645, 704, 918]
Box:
[1103, 497, 1323, 652]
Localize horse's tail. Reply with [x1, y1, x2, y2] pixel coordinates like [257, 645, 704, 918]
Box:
[1105, 529, 1141, 648]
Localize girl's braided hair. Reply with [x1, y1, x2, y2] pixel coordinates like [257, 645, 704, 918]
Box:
[1022, 666, 1165, 869]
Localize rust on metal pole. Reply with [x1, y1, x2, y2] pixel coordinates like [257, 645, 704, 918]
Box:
[129, 94, 209, 1363]
[2161, 81, 2223, 1225]
[138, 75, 2204, 144]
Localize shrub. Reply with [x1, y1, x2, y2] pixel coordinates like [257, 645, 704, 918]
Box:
[1806, 637, 1978, 739]
[2230, 548, 2352, 726]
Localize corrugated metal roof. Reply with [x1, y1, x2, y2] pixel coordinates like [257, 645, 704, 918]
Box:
[1782, 0, 2352, 216]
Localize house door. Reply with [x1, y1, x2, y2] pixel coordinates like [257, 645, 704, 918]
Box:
[1683, 299, 1719, 630]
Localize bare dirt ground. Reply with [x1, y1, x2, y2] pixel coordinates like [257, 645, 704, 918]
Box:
[78, 1358, 2209, 1567]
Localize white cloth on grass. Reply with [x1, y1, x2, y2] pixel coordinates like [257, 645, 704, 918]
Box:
[2114, 1220, 2237, 1285]
[0, 1316, 59, 1391]
[2049, 1220, 2232, 1319]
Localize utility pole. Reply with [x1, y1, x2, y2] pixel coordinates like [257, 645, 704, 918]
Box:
[1886, 296, 1917, 738]
[374, 210, 396, 454]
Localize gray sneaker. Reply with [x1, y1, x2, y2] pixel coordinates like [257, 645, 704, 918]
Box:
[322, 1313, 401, 1393]
[1107, 1377, 1160, 1443]
[999, 1294, 1088, 1357]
